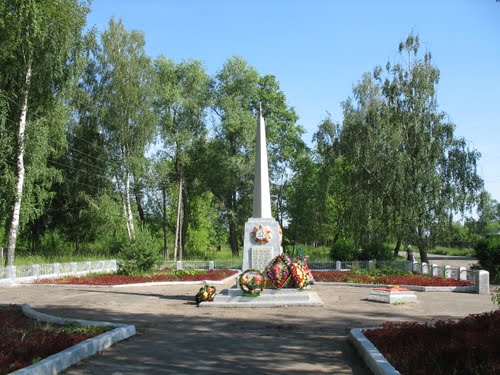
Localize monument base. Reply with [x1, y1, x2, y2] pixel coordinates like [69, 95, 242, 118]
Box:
[199, 287, 324, 308]
[367, 287, 417, 304]
[242, 218, 282, 272]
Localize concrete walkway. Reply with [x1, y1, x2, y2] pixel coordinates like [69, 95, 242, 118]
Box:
[1, 282, 495, 374]
[398, 251, 479, 268]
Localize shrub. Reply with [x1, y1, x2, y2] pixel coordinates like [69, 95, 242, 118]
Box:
[475, 237, 500, 283]
[117, 230, 162, 275]
[492, 288, 500, 309]
[360, 242, 393, 261]
[350, 268, 412, 277]
[330, 240, 359, 261]
[40, 229, 72, 256]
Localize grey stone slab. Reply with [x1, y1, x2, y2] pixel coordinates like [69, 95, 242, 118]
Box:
[199, 287, 324, 308]
[367, 289, 417, 304]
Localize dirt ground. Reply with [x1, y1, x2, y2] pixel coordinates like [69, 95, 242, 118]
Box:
[0, 281, 495, 374]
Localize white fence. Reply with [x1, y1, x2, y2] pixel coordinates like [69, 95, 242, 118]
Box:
[0, 260, 117, 285]
[0, 259, 489, 294]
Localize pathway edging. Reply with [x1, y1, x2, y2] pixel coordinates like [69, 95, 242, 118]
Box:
[349, 328, 401, 375]
[5, 304, 136, 375]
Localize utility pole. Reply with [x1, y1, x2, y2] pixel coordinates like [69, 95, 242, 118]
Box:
[162, 184, 168, 259]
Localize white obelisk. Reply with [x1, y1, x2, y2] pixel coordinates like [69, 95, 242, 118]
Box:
[252, 104, 272, 218]
[242, 105, 282, 271]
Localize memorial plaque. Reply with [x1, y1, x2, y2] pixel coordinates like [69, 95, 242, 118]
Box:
[251, 247, 273, 271]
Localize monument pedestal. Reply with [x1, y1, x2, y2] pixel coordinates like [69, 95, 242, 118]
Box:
[199, 287, 324, 308]
[367, 287, 417, 304]
[242, 218, 282, 272]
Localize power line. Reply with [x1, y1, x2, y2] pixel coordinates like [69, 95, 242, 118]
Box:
[47, 158, 110, 180]
[3, 158, 116, 195]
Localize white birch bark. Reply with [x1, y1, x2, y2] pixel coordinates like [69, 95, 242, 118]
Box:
[122, 191, 132, 240]
[125, 170, 135, 239]
[122, 168, 135, 240]
[6, 66, 31, 266]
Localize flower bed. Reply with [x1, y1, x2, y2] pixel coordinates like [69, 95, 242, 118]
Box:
[363, 310, 500, 374]
[31, 269, 238, 286]
[311, 271, 472, 286]
[0, 305, 111, 374]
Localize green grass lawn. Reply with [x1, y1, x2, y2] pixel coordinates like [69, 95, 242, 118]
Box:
[5, 243, 475, 267]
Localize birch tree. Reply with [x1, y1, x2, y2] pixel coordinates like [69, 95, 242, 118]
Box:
[0, 0, 88, 265]
[97, 19, 156, 240]
[154, 57, 211, 260]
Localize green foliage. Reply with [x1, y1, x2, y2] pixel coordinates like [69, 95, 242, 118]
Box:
[350, 268, 413, 276]
[117, 230, 162, 275]
[171, 269, 202, 276]
[430, 246, 476, 257]
[13, 254, 109, 266]
[287, 245, 330, 261]
[184, 192, 220, 258]
[492, 289, 500, 309]
[330, 240, 359, 261]
[475, 237, 500, 283]
[39, 229, 72, 256]
[360, 243, 394, 261]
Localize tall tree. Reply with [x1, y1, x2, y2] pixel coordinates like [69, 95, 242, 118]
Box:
[339, 73, 397, 248]
[154, 57, 211, 260]
[338, 34, 483, 262]
[97, 19, 156, 240]
[52, 30, 121, 252]
[0, 0, 89, 265]
[207, 56, 304, 255]
[381, 35, 483, 262]
[473, 191, 500, 236]
[311, 117, 350, 245]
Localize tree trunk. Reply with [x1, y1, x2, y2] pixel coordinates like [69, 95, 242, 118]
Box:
[6, 66, 31, 266]
[124, 169, 135, 240]
[418, 247, 429, 264]
[417, 226, 429, 263]
[133, 177, 145, 226]
[393, 239, 402, 257]
[229, 221, 239, 256]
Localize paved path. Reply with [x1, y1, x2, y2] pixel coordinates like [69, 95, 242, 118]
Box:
[399, 251, 479, 268]
[1, 282, 495, 374]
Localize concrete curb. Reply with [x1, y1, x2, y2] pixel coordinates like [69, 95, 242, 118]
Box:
[3, 304, 135, 375]
[349, 328, 400, 375]
[316, 282, 476, 293]
[12, 271, 241, 289]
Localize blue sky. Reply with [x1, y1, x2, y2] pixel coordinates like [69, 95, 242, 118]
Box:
[87, 0, 500, 201]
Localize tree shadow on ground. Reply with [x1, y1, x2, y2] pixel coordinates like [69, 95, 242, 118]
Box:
[35, 304, 379, 374]
[9, 284, 494, 374]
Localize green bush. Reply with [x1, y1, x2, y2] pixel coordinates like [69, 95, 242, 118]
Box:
[117, 230, 162, 275]
[350, 268, 412, 277]
[475, 237, 500, 283]
[492, 288, 500, 309]
[330, 240, 359, 261]
[360, 242, 393, 261]
[40, 229, 72, 256]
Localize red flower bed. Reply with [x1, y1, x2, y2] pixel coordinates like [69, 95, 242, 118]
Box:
[364, 310, 500, 375]
[32, 269, 238, 286]
[311, 271, 472, 287]
[0, 305, 110, 374]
